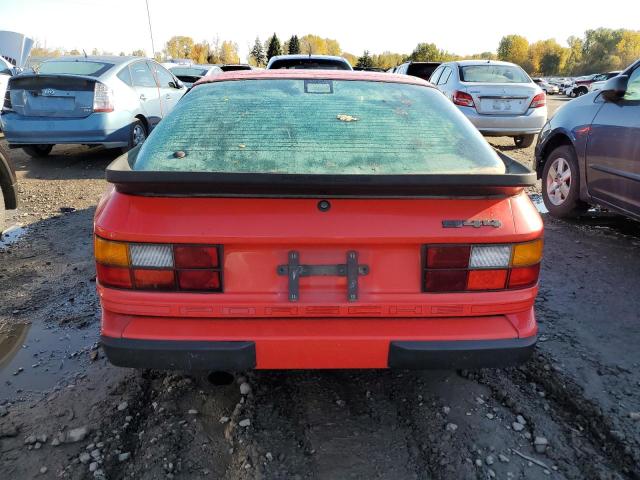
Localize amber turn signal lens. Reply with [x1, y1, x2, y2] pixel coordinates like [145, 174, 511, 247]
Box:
[95, 236, 129, 267]
[511, 239, 543, 267]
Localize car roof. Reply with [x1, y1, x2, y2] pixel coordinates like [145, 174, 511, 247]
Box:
[194, 69, 433, 87]
[452, 60, 520, 67]
[268, 54, 348, 63]
[41, 55, 143, 65]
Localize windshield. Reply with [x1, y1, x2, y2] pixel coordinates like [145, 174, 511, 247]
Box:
[38, 60, 113, 76]
[133, 79, 505, 175]
[460, 65, 530, 83]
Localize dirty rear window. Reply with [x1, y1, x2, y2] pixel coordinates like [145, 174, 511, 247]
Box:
[133, 79, 505, 175]
[38, 60, 114, 77]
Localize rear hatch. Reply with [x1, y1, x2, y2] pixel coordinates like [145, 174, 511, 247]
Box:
[7, 74, 96, 118]
[463, 83, 537, 115]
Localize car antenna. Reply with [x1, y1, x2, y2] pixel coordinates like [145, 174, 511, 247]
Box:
[83, 49, 88, 58]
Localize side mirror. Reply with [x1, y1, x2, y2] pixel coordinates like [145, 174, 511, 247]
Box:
[602, 75, 628, 101]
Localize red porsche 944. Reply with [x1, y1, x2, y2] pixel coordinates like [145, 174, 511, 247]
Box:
[95, 70, 543, 371]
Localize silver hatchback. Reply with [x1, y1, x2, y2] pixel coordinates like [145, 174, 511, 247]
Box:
[429, 60, 547, 148]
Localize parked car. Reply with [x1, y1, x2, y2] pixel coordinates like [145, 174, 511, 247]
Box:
[266, 54, 353, 70]
[219, 64, 253, 72]
[394, 61, 441, 81]
[535, 59, 640, 219]
[162, 63, 222, 87]
[429, 60, 547, 148]
[589, 71, 622, 92]
[568, 74, 597, 97]
[96, 70, 543, 371]
[1, 56, 187, 157]
[0, 143, 18, 234]
[533, 78, 559, 95]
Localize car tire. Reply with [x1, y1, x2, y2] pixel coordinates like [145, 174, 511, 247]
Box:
[22, 145, 53, 158]
[542, 145, 587, 218]
[122, 119, 148, 153]
[513, 135, 535, 148]
[0, 190, 5, 238]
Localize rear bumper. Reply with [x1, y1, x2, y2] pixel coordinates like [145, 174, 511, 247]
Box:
[0, 111, 131, 147]
[99, 307, 538, 370]
[457, 105, 547, 136]
[101, 335, 536, 370]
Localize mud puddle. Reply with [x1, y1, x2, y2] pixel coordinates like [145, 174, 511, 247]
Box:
[0, 318, 98, 401]
[0, 224, 27, 249]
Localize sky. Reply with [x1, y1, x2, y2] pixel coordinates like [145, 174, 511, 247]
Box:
[1, 0, 638, 61]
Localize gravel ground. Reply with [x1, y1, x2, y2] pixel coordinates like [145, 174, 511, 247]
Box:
[1, 97, 639, 479]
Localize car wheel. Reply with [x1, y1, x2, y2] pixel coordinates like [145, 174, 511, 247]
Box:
[542, 146, 587, 218]
[513, 135, 535, 148]
[122, 120, 148, 153]
[575, 88, 587, 97]
[22, 145, 53, 158]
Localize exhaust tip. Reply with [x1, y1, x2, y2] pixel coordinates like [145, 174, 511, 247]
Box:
[208, 371, 235, 386]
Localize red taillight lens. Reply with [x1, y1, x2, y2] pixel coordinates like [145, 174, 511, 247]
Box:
[95, 237, 223, 292]
[177, 270, 221, 291]
[508, 264, 540, 288]
[453, 90, 475, 108]
[425, 270, 468, 292]
[96, 264, 132, 289]
[93, 82, 114, 113]
[467, 269, 508, 290]
[174, 246, 219, 268]
[423, 241, 542, 293]
[426, 246, 470, 269]
[133, 269, 175, 290]
[529, 92, 546, 108]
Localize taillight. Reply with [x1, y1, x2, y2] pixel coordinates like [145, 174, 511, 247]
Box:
[3, 85, 12, 112]
[452, 90, 475, 108]
[94, 237, 222, 292]
[529, 92, 546, 108]
[93, 82, 114, 113]
[423, 239, 543, 292]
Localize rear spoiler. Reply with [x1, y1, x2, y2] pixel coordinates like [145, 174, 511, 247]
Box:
[106, 147, 536, 198]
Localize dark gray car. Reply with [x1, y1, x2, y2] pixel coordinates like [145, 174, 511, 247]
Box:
[535, 59, 640, 219]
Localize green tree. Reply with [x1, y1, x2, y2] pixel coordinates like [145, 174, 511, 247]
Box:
[249, 37, 267, 67]
[356, 50, 374, 69]
[165, 36, 195, 59]
[130, 49, 146, 57]
[288, 35, 300, 54]
[68, 48, 80, 56]
[409, 43, 440, 61]
[372, 51, 405, 69]
[581, 28, 625, 72]
[497, 35, 529, 66]
[564, 36, 583, 74]
[266, 33, 282, 61]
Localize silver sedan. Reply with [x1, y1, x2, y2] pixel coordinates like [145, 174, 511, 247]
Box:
[428, 60, 547, 148]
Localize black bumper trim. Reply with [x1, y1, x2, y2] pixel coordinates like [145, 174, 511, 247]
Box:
[100, 336, 256, 371]
[388, 336, 536, 370]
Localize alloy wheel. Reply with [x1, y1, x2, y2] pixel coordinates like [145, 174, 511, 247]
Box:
[546, 157, 572, 206]
[132, 124, 147, 146]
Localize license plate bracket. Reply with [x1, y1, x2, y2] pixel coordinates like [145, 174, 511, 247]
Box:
[277, 251, 369, 302]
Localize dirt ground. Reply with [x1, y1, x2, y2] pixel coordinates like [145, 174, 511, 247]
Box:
[1, 96, 639, 479]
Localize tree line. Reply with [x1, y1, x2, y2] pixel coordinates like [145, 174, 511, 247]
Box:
[30, 27, 640, 75]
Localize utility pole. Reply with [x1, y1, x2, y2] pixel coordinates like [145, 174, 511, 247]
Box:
[145, 0, 156, 58]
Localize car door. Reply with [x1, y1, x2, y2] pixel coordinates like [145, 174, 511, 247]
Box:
[428, 66, 444, 87]
[437, 66, 454, 98]
[149, 61, 184, 115]
[129, 60, 162, 128]
[586, 65, 640, 215]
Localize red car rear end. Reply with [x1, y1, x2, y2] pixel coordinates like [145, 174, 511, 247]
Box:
[95, 71, 542, 370]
